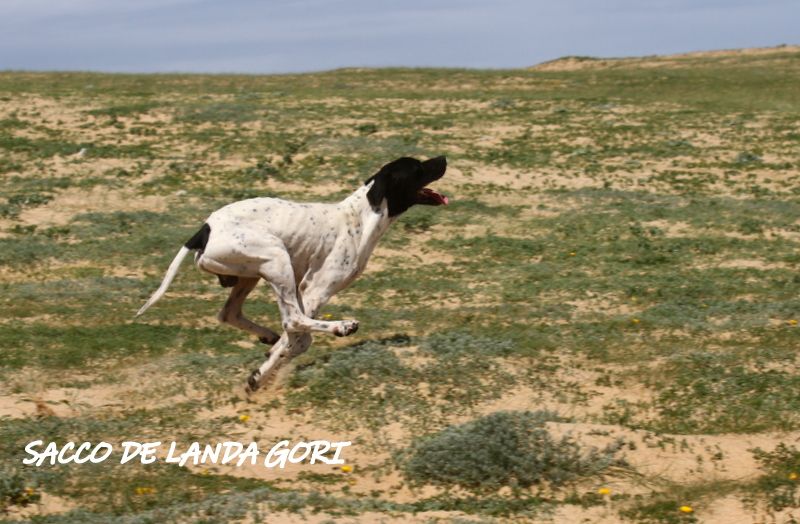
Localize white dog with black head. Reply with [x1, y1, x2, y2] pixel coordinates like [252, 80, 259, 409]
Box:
[137, 156, 448, 391]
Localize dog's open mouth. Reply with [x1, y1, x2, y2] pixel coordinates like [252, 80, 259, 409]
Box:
[417, 187, 449, 206]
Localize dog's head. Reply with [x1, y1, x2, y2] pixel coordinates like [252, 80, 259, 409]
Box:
[365, 156, 448, 217]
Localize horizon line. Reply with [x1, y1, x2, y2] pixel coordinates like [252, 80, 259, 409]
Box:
[1, 43, 796, 77]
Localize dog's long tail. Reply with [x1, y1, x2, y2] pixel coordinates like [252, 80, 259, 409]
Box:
[136, 246, 191, 317]
[136, 223, 211, 317]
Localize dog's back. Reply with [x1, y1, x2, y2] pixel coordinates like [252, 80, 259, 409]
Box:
[202, 197, 341, 277]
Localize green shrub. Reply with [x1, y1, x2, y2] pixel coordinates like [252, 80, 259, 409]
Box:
[0, 191, 53, 218]
[735, 151, 763, 165]
[400, 411, 624, 492]
[0, 467, 40, 512]
[355, 122, 378, 135]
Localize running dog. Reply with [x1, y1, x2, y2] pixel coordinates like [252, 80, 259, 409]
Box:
[137, 156, 448, 391]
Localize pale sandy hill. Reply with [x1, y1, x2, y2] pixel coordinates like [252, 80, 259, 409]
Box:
[531, 44, 800, 71]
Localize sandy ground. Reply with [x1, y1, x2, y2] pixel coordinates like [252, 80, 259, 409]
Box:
[3, 47, 800, 522]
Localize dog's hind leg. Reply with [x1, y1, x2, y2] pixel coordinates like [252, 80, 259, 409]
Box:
[247, 332, 312, 392]
[217, 277, 280, 345]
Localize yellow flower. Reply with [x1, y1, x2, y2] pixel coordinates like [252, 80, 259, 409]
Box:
[322, 313, 334, 320]
[135, 486, 156, 495]
[569, 252, 576, 257]
[789, 472, 798, 481]
[679, 505, 693, 513]
[238, 414, 250, 423]
[597, 487, 611, 495]
[789, 319, 798, 326]
[340, 465, 353, 473]
[631, 318, 640, 324]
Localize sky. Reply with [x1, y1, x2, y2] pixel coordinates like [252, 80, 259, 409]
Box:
[0, 0, 798, 74]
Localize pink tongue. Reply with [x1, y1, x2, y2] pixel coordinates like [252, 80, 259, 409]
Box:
[422, 188, 449, 205]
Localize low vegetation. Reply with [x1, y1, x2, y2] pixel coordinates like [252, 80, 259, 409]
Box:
[1, 46, 799, 522]
[401, 411, 625, 492]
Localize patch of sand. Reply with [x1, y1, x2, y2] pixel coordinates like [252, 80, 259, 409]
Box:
[16, 186, 169, 227]
[370, 232, 456, 272]
[545, 504, 621, 524]
[0, 386, 123, 419]
[701, 495, 800, 524]
[190, 401, 444, 504]
[715, 259, 792, 270]
[0, 367, 202, 419]
[237, 510, 483, 524]
[0, 94, 92, 128]
[4, 492, 77, 519]
[641, 219, 694, 238]
[545, 421, 800, 486]
[566, 294, 641, 318]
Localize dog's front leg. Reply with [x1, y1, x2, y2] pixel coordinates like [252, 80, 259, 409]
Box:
[259, 255, 358, 337]
[245, 286, 334, 392]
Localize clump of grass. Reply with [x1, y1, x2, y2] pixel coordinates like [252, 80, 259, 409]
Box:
[413, 332, 518, 419]
[648, 352, 800, 433]
[286, 332, 520, 430]
[286, 338, 416, 428]
[0, 235, 56, 267]
[355, 122, 378, 135]
[0, 192, 54, 219]
[401, 207, 437, 232]
[0, 467, 40, 512]
[0, 157, 22, 174]
[735, 151, 763, 165]
[177, 98, 265, 123]
[238, 158, 282, 181]
[750, 443, 800, 511]
[737, 218, 764, 235]
[400, 411, 624, 493]
[86, 101, 162, 118]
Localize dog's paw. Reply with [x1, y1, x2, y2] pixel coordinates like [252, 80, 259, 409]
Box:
[334, 320, 359, 337]
[246, 369, 262, 393]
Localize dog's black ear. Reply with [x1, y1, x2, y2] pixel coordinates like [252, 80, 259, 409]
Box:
[366, 167, 389, 211]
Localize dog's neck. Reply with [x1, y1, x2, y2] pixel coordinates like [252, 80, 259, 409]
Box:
[339, 182, 397, 270]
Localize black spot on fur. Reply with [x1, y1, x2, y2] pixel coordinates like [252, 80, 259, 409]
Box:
[259, 334, 279, 345]
[185, 223, 211, 251]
